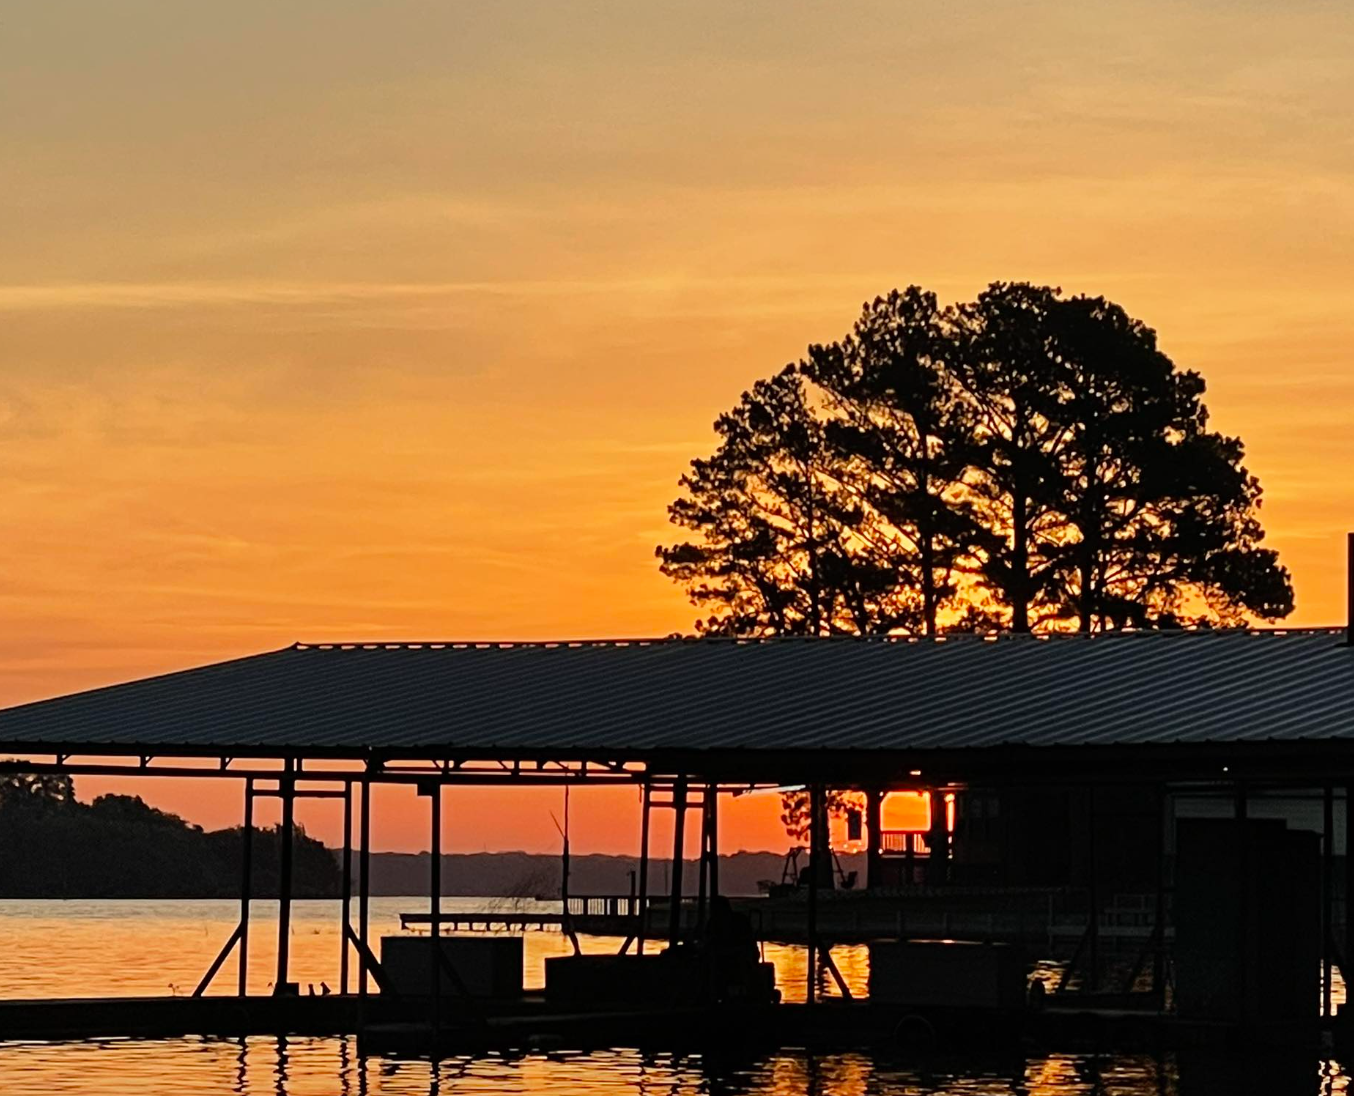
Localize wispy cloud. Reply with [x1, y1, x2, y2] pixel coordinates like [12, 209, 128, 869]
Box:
[0, 271, 924, 314]
[0, 280, 631, 311]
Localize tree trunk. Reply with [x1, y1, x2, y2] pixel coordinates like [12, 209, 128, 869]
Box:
[1011, 488, 1030, 633]
[1079, 546, 1095, 633]
[1078, 476, 1101, 633]
[919, 463, 937, 637]
[804, 460, 823, 635]
[921, 533, 937, 637]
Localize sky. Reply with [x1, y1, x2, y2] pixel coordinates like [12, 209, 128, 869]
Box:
[2, 1, 1352, 853]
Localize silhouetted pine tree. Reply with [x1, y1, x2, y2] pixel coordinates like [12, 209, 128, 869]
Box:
[660, 282, 1293, 637]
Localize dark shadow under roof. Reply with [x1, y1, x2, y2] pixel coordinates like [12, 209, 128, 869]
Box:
[1, 630, 1354, 761]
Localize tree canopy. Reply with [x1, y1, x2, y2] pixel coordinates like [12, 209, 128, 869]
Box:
[659, 283, 1293, 637]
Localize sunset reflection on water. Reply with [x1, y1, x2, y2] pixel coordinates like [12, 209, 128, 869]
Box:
[0, 898, 872, 1001]
[0, 1039, 1347, 1096]
[0, 900, 1348, 1095]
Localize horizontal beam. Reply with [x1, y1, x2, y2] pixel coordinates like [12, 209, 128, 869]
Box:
[11, 739, 1354, 789]
[0, 760, 648, 787]
[248, 787, 348, 800]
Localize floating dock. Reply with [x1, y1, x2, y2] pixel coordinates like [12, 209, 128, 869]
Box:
[0, 995, 363, 1042]
[0, 992, 1330, 1055]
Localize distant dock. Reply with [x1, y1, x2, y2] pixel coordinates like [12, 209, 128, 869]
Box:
[400, 891, 1170, 950]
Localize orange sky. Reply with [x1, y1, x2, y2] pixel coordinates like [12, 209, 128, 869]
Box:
[2, 2, 1352, 853]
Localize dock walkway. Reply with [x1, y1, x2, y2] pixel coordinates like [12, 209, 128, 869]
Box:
[400, 912, 574, 933]
[399, 891, 1169, 949]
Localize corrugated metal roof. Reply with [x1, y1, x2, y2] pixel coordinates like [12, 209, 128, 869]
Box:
[2, 630, 1353, 759]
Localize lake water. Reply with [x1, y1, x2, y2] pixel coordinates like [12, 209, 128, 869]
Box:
[0, 898, 1347, 1095]
[0, 897, 867, 1001]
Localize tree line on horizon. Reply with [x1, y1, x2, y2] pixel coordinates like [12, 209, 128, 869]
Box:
[0, 772, 341, 898]
[658, 282, 1293, 637]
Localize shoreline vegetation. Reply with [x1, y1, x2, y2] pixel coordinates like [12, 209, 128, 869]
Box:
[0, 773, 341, 899]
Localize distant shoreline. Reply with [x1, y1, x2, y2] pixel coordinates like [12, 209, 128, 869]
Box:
[353, 849, 829, 899]
[0, 843, 861, 900]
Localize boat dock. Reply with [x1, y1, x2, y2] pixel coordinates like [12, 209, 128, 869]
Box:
[6, 629, 1354, 1060]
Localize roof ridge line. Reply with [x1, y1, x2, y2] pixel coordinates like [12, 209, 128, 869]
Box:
[290, 627, 1348, 651]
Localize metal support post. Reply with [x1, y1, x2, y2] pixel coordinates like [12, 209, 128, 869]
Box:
[636, 782, 651, 954]
[807, 784, 823, 1005]
[276, 761, 295, 992]
[865, 788, 883, 889]
[708, 784, 720, 900]
[1325, 783, 1335, 1018]
[359, 775, 372, 998]
[239, 777, 254, 996]
[1152, 784, 1167, 996]
[429, 780, 442, 1032]
[340, 781, 353, 995]
[1346, 784, 1354, 993]
[926, 790, 948, 885]
[668, 776, 688, 946]
[1087, 785, 1098, 993]
[1236, 782, 1251, 1023]
[696, 791, 710, 932]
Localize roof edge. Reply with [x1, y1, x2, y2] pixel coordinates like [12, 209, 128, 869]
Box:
[292, 627, 1349, 652]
